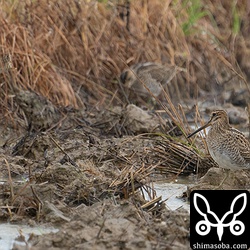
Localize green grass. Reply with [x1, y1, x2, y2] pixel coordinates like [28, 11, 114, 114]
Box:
[232, 3, 240, 35]
[181, 0, 208, 35]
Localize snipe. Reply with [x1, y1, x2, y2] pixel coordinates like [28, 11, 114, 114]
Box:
[120, 62, 183, 97]
[187, 110, 250, 188]
[0, 53, 13, 74]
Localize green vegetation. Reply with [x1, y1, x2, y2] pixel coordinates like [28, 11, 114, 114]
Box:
[232, 3, 241, 34]
[181, 0, 208, 35]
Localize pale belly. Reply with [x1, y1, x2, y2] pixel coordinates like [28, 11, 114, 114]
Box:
[209, 148, 248, 170]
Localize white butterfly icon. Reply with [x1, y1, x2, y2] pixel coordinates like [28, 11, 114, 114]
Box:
[194, 193, 247, 241]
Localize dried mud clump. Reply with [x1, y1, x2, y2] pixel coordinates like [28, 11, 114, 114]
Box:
[1, 0, 250, 249]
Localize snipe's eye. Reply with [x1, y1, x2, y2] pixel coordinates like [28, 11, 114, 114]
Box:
[120, 72, 128, 83]
[212, 112, 216, 117]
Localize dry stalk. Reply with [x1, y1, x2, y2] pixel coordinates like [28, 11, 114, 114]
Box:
[6, 203, 13, 220]
[110, 163, 156, 199]
[0, 0, 248, 122]
[47, 133, 80, 171]
[4, 158, 14, 200]
[153, 136, 213, 176]
[11, 181, 31, 205]
[30, 185, 42, 221]
[141, 196, 162, 210]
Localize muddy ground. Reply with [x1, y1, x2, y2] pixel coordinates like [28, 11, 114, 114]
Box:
[1, 1, 250, 249]
[0, 107, 191, 250]
[0, 95, 250, 250]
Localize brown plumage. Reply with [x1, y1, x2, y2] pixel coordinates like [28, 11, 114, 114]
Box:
[188, 110, 250, 171]
[120, 62, 182, 97]
[15, 89, 60, 131]
[0, 54, 13, 74]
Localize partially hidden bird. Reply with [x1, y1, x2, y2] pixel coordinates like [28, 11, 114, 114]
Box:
[120, 62, 183, 98]
[0, 53, 13, 74]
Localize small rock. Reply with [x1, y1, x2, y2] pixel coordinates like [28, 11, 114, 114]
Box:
[227, 108, 248, 125]
[229, 89, 249, 107]
[124, 104, 160, 133]
[44, 201, 71, 222]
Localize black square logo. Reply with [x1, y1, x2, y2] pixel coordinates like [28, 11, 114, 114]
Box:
[190, 190, 250, 250]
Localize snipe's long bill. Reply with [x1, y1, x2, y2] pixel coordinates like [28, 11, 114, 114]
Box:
[187, 111, 221, 139]
[187, 110, 250, 188]
[188, 110, 250, 170]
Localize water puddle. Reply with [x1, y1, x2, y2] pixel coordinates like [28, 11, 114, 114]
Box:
[0, 223, 58, 250]
[153, 182, 189, 211]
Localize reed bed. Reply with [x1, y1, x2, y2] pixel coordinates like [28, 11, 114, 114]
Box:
[0, 0, 249, 111]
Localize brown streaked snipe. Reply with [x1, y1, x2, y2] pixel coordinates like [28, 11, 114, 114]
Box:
[0, 53, 13, 74]
[187, 110, 250, 187]
[120, 62, 183, 97]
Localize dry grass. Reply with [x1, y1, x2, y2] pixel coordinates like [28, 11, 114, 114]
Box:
[0, 0, 249, 115]
[0, 0, 250, 211]
[153, 136, 215, 176]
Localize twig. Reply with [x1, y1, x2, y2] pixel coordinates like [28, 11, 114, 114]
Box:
[96, 218, 106, 239]
[47, 134, 80, 171]
[6, 204, 13, 220]
[30, 185, 43, 221]
[4, 158, 14, 200]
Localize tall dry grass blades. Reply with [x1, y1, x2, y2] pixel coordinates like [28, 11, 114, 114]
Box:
[0, 17, 80, 107]
[0, 0, 249, 118]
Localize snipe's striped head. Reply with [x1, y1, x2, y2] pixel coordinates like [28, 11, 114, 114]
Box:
[0, 53, 13, 74]
[187, 110, 230, 138]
